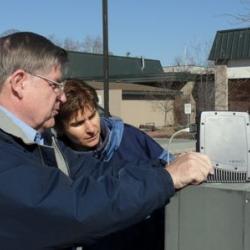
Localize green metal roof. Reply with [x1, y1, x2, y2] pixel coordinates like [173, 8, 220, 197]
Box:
[66, 51, 164, 80]
[209, 27, 250, 61]
[66, 51, 203, 84]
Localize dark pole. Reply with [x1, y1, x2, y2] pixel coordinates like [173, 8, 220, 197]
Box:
[102, 0, 109, 117]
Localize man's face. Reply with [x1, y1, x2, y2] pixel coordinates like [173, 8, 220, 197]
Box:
[64, 106, 101, 149]
[23, 67, 66, 130]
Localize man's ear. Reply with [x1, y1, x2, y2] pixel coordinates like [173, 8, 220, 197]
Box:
[9, 70, 27, 98]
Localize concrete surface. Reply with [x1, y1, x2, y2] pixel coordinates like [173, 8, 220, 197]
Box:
[154, 138, 196, 154]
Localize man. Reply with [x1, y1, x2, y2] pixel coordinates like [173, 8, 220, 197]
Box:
[0, 32, 213, 250]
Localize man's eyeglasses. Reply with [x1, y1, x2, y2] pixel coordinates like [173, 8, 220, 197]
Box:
[29, 73, 65, 93]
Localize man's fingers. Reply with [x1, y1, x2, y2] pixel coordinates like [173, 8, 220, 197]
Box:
[165, 152, 214, 189]
[188, 152, 214, 175]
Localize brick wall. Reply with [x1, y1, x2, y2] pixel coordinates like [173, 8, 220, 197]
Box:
[228, 79, 250, 112]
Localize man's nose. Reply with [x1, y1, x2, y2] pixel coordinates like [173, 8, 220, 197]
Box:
[57, 91, 67, 103]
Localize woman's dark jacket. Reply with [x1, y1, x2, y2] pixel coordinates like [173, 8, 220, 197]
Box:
[58, 118, 175, 250]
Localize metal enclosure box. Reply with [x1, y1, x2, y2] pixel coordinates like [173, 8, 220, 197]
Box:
[165, 183, 250, 250]
[199, 111, 250, 182]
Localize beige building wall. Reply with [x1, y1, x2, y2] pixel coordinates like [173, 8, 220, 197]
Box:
[97, 89, 122, 117]
[121, 100, 175, 128]
[97, 89, 175, 128]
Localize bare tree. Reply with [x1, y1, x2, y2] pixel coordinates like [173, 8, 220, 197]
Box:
[149, 83, 176, 127]
[63, 38, 82, 51]
[92, 36, 103, 54]
[224, 0, 250, 23]
[152, 99, 174, 127]
[174, 40, 212, 67]
[170, 40, 216, 125]
[82, 35, 103, 54]
[47, 34, 104, 53]
[82, 36, 93, 52]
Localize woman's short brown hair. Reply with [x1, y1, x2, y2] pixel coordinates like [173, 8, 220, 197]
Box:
[55, 78, 98, 133]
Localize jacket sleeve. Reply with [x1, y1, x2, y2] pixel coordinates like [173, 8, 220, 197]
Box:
[0, 146, 175, 248]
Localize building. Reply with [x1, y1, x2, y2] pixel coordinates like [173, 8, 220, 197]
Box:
[209, 27, 250, 112]
[66, 51, 181, 127]
[163, 65, 215, 124]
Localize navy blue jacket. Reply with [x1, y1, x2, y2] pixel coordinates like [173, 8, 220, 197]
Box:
[58, 118, 174, 250]
[59, 118, 174, 179]
[0, 111, 175, 250]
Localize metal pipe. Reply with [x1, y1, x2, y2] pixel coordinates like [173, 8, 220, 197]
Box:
[102, 0, 109, 117]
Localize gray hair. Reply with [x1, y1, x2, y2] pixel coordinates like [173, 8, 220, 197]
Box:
[0, 32, 68, 87]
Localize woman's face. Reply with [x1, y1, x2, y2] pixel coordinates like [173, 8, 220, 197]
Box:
[64, 106, 101, 149]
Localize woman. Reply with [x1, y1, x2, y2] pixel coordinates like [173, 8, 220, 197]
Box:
[55, 78, 174, 250]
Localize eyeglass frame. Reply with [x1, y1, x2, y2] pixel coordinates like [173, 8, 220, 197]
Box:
[29, 73, 65, 93]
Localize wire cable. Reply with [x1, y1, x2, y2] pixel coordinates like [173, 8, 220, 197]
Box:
[167, 127, 190, 165]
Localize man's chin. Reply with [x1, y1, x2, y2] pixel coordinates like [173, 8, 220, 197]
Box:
[42, 118, 55, 130]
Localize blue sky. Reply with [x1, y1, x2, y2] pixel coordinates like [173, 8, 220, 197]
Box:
[1, 0, 249, 65]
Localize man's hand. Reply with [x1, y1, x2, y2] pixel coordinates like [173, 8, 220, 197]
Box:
[166, 152, 214, 189]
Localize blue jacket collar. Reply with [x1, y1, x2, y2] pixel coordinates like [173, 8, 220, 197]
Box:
[99, 117, 124, 161]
